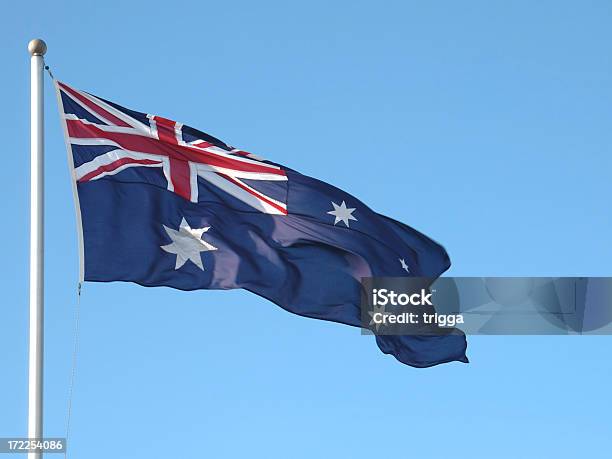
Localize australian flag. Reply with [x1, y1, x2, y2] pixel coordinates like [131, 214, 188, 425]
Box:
[55, 81, 468, 368]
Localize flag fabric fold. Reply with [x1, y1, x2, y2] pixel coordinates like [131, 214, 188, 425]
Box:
[55, 80, 468, 367]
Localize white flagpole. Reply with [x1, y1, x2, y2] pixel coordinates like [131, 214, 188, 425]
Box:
[27, 38, 46, 459]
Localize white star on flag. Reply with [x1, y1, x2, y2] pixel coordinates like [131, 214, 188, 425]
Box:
[399, 258, 411, 273]
[368, 303, 388, 332]
[161, 218, 218, 270]
[327, 200, 357, 227]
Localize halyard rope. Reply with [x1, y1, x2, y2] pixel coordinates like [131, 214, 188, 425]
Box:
[64, 282, 81, 459]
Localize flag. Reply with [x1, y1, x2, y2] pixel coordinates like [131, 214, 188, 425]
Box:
[55, 81, 468, 367]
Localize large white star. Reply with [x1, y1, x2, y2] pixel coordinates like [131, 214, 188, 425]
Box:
[399, 258, 411, 273]
[161, 218, 218, 270]
[327, 200, 357, 227]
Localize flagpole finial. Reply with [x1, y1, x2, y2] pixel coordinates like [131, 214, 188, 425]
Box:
[28, 39, 47, 56]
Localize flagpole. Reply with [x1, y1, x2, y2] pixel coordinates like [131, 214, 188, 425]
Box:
[27, 38, 46, 459]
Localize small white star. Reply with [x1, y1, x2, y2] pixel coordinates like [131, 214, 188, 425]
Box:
[161, 218, 218, 270]
[368, 303, 388, 332]
[399, 258, 411, 273]
[327, 200, 357, 227]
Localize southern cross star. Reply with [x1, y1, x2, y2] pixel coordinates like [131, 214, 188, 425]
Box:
[399, 258, 411, 273]
[161, 218, 218, 270]
[368, 303, 388, 332]
[327, 200, 357, 227]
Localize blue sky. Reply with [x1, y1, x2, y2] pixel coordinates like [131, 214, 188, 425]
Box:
[1, 0, 611, 457]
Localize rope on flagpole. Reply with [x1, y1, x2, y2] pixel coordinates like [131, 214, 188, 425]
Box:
[40, 60, 79, 458]
[44, 64, 54, 80]
[64, 282, 82, 459]
[41, 62, 80, 457]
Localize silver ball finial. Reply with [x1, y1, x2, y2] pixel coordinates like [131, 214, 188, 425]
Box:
[28, 39, 47, 56]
